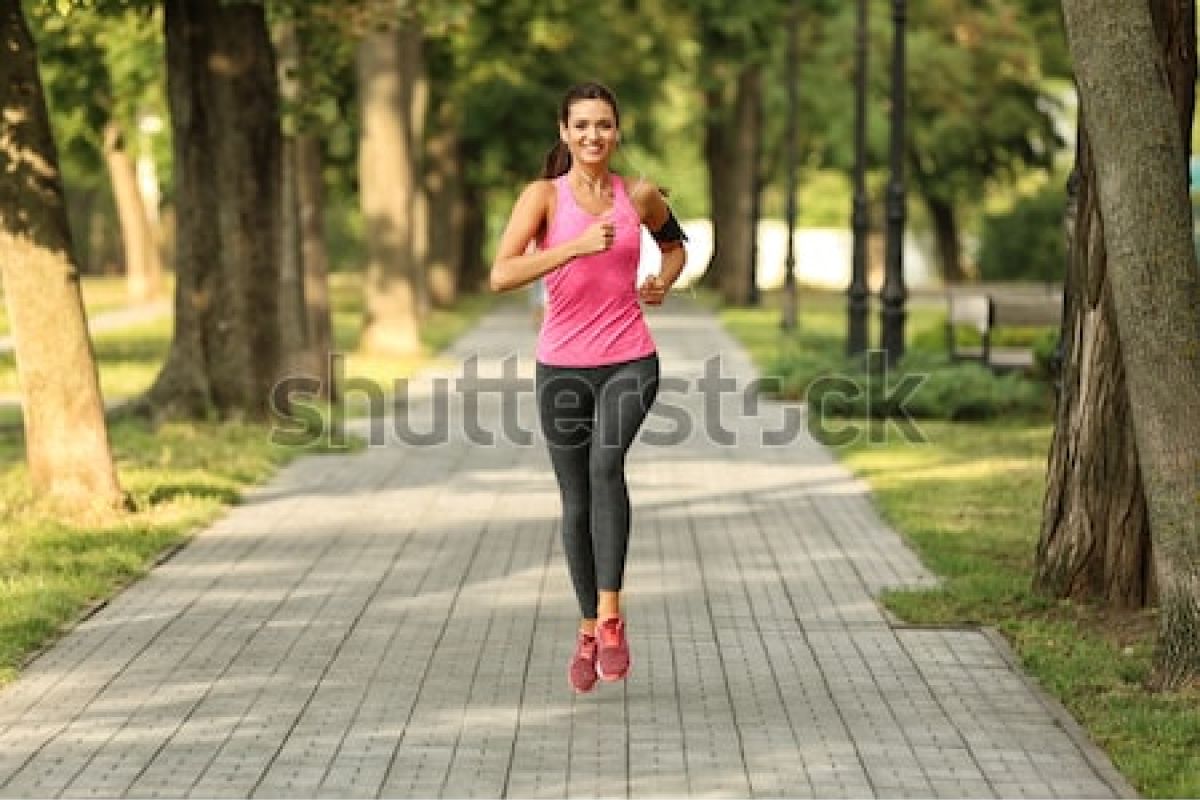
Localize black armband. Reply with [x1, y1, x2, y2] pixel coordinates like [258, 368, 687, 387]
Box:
[651, 209, 688, 244]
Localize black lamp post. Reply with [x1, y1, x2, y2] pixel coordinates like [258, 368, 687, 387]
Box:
[781, 0, 799, 331]
[847, 0, 869, 355]
[880, 0, 907, 364]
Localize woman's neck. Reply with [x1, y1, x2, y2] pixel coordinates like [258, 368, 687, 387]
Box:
[570, 166, 612, 195]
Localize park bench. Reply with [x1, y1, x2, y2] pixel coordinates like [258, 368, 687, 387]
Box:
[945, 286, 1063, 372]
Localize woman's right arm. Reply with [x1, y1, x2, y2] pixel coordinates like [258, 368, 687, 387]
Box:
[490, 181, 611, 292]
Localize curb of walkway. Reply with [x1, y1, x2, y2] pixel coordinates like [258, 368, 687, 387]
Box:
[980, 626, 1141, 799]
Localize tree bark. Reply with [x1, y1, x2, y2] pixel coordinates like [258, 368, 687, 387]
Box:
[296, 132, 336, 401]
[1036, 132, 1154, 608]
[103, 121, 163, 303]
[402, 23, 430, 320]
[357, 26, 421, 354]
[147, 0, 284, 420]
[1060, 0, 1200, 689]
[274, 21, 320, 387]
[0, 0, 123, 508]
[925, 193, 968, 283]
[457, 146, 488, 295]
[1036, 0, 1194, 613]
[702, 63, 761, 305]
[701, 80, 733, 293]
[425, 96, 463, 309]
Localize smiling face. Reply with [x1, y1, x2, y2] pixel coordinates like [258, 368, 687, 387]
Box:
[559, 98, 619, 168]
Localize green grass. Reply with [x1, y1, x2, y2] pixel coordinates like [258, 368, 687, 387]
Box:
[716, 291, 1200, 799]
[0, 273, 497, 414]
[0, 417, 338, 685]
[0, 275, 157, 338]
[0, 277, 494, 687]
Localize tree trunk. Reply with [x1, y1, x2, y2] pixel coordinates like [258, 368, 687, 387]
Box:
[0, 0, 123, 508]
[1036, 0, 1194, 613]
[357, 27, 421, 355]
[403, 23, 431, 320]
[1060, 0, 1200, 689]
[458, 148, 488, 295]
[296, 133, 336, 401]
[925, 193, 968, 283]
[702, 63, 761, 305]
[425, 96, 463, 309]
[274, 21, 319, 386]
[1035, 132, 1154, 608]
[147, 0, 284, 420]
[134, 111, 166, 295]
[103, 122, 163, 303]
[701, 81, 733, 293]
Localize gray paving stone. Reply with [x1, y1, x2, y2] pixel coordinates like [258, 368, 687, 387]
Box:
[0, 299, 1136, 799]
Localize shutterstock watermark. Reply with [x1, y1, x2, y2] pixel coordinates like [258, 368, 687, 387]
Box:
[269, 351, 928, 448]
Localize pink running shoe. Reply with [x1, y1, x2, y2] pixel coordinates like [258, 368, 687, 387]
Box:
[596, 616, 630, 681]
[568, 631, 599, 693]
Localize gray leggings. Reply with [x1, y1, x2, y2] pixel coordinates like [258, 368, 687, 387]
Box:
[536, 354, 659, 619]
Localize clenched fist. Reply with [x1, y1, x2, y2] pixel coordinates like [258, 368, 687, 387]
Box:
[574, 215, 616, 256]
[639, 274, 667, 306]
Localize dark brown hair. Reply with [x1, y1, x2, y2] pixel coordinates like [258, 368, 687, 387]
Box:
[540, 81, 621, 179]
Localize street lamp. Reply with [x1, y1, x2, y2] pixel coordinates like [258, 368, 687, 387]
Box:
[781, 0, 799, 331]
[847, 0, 869, 355]
[880, 0, 908, 364]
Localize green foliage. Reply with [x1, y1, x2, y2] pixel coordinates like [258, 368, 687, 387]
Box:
[446, 0, 683, 185]
[806, 0, 1062, 234]
[977, 180, 1067, 282]
[768, 344, 1049, 421]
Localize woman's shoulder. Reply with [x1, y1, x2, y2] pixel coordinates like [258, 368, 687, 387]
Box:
[620, 175, 668, 222]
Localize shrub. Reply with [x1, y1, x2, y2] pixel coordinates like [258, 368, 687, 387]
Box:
[977, 182, 1067, 283]
[766, 345, 1051, 421]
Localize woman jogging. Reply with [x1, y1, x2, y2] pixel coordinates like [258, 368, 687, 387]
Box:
[490, 82, 688, 693]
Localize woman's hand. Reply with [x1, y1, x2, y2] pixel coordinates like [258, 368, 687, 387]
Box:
[574, 215, 615, 256]
[638, 274, 667, 306]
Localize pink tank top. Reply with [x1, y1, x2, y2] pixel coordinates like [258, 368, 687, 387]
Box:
[536, 174, 657, 367]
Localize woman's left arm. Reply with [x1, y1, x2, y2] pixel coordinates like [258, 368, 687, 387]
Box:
[632, 180, 688, 306]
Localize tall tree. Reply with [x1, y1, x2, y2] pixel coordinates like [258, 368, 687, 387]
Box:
[690, 2, 778, 305]
[0, 0, 123, 508]
[144, 0, 284, 419]
[356, 9, 424, 355]
[1036, 0, 1195, 611]
[1059, 0, 1200, 688]
[28, 4, 168, 296]
[424, 87, 465, 308]
[102, 119, 162, 302]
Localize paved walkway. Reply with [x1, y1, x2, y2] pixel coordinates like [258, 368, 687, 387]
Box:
[0, 299, 171, 356]
[0, 299, 1133, 799]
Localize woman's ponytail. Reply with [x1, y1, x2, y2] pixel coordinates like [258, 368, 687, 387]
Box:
[541, 141, 571, 179]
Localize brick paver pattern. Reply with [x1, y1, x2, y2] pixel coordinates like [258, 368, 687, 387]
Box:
[0, 300, 1132, 798]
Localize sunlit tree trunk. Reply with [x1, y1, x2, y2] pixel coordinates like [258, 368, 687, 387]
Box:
[0, 0, 123, 508]
[1060, 0, 1200, 689]
[103, 121, 163, 303]
[403, 23, 430, 320]
[357, 24, 421, 354]
[148, 0, 284, 419]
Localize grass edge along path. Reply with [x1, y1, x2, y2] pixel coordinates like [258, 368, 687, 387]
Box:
[0, 290, 497, 689]
[714, 293, 1198, 799]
